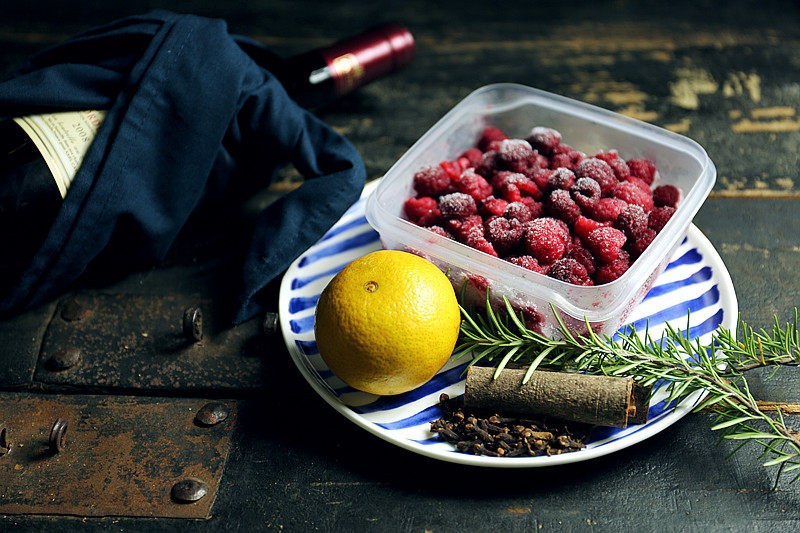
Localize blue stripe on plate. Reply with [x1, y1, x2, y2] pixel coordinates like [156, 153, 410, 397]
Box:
[643, 266, 712, 301]
[289, 295, 320, 314]
[622, 285, 719, 334]
[663, 248, 702, 271]
[295, 340, 318, 355]
[319, 216, 369, 242]
[375, 403, 444, 430]
[351, 363, 470, 414]
[290, 314, 315, 334]
[291, 264, 348, 289]
[298, 229, 380, 267]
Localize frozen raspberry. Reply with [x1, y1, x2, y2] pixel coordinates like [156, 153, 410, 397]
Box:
[547, 167, 577, 191]
[527, 127, 562, 156]
[478, 127, 508, 151]
[504, 201, 533, 223]
[404, 196, 441, 226]
[528, 152, 550, 172]
[413, 166, 452, 197]
[460, 148, 483, 167]
[475, 150, 499, 178]
[524, 218, 569, 264]
[591, 197, 628, 222]
[595, 151, 631, 181]
[426, 225, 453, 239]
[492, 171, 542, 202]
[627, 158, 657, 185]
[594, 258, 630, 284]
[450, 214, 483, 234]
[566, 244, 597, 275]
[456, 168, 493, 201]
[653, 185, 680, 207]
[464, 232, 498, 257]
[571, 177, 602, 211]
[496, 139, 535, 174]
[547, 189, 581, 225]
[486, 216, 524, 254]
[520, 197, 544, 218]
[521, 306, 545, 332]
[440, 160, 462, 181]
[549, 144, 585, 171]
[575, 158, 617, 195]
[531, 169, 554, 190]
[439, 192, 477, 219]
[547, 258, 590, 284]
[629, 228, 656, 257]
[615, 204, 649, 239]
[613, 181, 654, 212]
[625, 176, 651, 194]
[481, 195, 509, 217]
[586, 227, 627, 264]
[574, 215, 609, 240]
[648, 206, 676, 232]
[507, 255, 546, 274]
[468, 275, 491, 294]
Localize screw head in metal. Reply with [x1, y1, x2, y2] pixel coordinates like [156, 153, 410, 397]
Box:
[194, 402, 229, 427]
[182, 306, 203, 342]
[171, 478, 208, 503]
[262, 312, 279, 336]
[47, 347, 82, 371]
[49, 418, 68, 454]
[60, 299, 90, 322]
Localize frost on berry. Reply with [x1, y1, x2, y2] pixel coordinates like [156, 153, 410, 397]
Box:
[571, 177, 601, 211]
[547, 257, 590, 285]
[485, 216, 524, 254]
[547, 189, 581, 225]
[566, 243, 597, 275]
[613, 181, 654, 212]
[629, 228, 656, 258]
[520, 197, 545, 219]
[586, 227, 627, 264]
[547, 167, 577, 191]
[413, 165, 452, 197]
[575, 158, 618, 196]
[591, 197, 628, 222]
[439, 192, 477, 219]
[404, 196, 441, 226]
[457, 168, 493, 201]
[594, 258, 630, 284]
[615, 204, 649, 239]
[475, 150, 499, 178]
[648, 206, 676, 232]
[496, 139, 535, 174]
[507, 255, 546, 274]
[478, 127, 508, 151]
[595, 151, 631, 181]
[627, 158, 657, 185]
[426, 225, 454, 239]
[504, 201, 533, 223]
[574, 215, 608, 241]
[481, 195, 509, 217]
[492, 171, 542, 202]
[527, 127, 562, 155]
[653, 185, 680, 207]
[523, 218, 568, 264]
[460, 148, 483, 167]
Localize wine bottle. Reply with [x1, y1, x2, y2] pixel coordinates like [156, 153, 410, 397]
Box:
[0, 23, 415, 291]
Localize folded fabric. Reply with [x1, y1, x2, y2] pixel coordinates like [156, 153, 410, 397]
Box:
[0, 10, 366, 323]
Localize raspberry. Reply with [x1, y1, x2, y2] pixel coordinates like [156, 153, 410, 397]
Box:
[468, 275, 491, 294]
[439, 192, 477, 219]
[574, 215, 608, 241]
[497, 139, 535, 173]
[507, 255, 546, 274]
[613, 181, 654, 212]
[460, 148, 483, 167]
[529, 152, 550, 172]
[585, 227, 627, 264]
[648, 206, 675, 232]
[478, 127, 508, 151]
[526, 127, 562, 155]
[595, 151, 631, 180]
[464, 233, 498, 257]
[653, 185, 680, 207]
[629, 227, 656, 257]
[426, 225, 453, 239]
[591, 197, 628, 222]
[413, 166, 452, 197]
[504, 201, 533, 223]
[440, 160, 462, 181]
[481, 195, 509, 217]
[547, 258, 590, 285]
[531, 169, 554, 190]
[492, 171, 542, 202]
[627, 158, 657, 185]
[524, 218, 569, 264]
[547, 189, 581, 225]
[615, 204, 649, 239]
[575, 158, 617, 195]
[447, 214, 483, 235]
[404, 196, 441, 226]
[547, 167, 577, 191]
[571, 177, 601, 210]
[521, 306, 545, 332]
[549, 145, 585, 171]
[549, 152, 572, 170]
[566, 243, 597, 275]
[486, 216, 524, 254]
[594, 258, 630, 284]
[520, 197, 544, 218]
[475, 150, 499, 178]
[456, 168, 493, 201]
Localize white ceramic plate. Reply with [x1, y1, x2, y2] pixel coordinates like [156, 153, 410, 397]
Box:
[278, 181, 738, 467]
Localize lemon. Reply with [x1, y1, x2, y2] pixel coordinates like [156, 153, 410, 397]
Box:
[314, 250, 461, 395]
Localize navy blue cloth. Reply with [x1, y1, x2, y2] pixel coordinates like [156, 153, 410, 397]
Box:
[0, 11, 366, 323]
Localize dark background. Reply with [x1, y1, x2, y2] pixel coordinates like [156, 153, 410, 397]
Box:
[1, 1, 799, 531]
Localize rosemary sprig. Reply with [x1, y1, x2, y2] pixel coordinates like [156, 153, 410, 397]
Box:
[456, 297, 800, 484]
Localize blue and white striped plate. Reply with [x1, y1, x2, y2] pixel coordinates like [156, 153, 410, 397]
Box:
[278, 181, 738, 467]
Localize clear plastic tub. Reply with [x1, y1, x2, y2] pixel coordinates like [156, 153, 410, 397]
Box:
[365, 84, 716, 337]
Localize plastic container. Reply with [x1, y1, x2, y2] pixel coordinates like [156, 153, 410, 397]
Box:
[365, 84, 716, 337]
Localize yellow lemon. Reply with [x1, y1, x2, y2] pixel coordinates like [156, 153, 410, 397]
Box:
[314, 250, 461, 395]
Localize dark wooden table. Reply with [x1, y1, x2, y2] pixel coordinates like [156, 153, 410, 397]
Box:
[1, 1, 799, 530]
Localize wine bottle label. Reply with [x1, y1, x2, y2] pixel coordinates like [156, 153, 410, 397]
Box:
[13, 110, 106, 198]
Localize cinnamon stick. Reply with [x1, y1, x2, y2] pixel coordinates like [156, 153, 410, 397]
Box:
[464, 366, 651, 428]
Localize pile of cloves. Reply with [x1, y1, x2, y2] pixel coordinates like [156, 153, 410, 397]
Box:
[431, 393, 591, 457]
